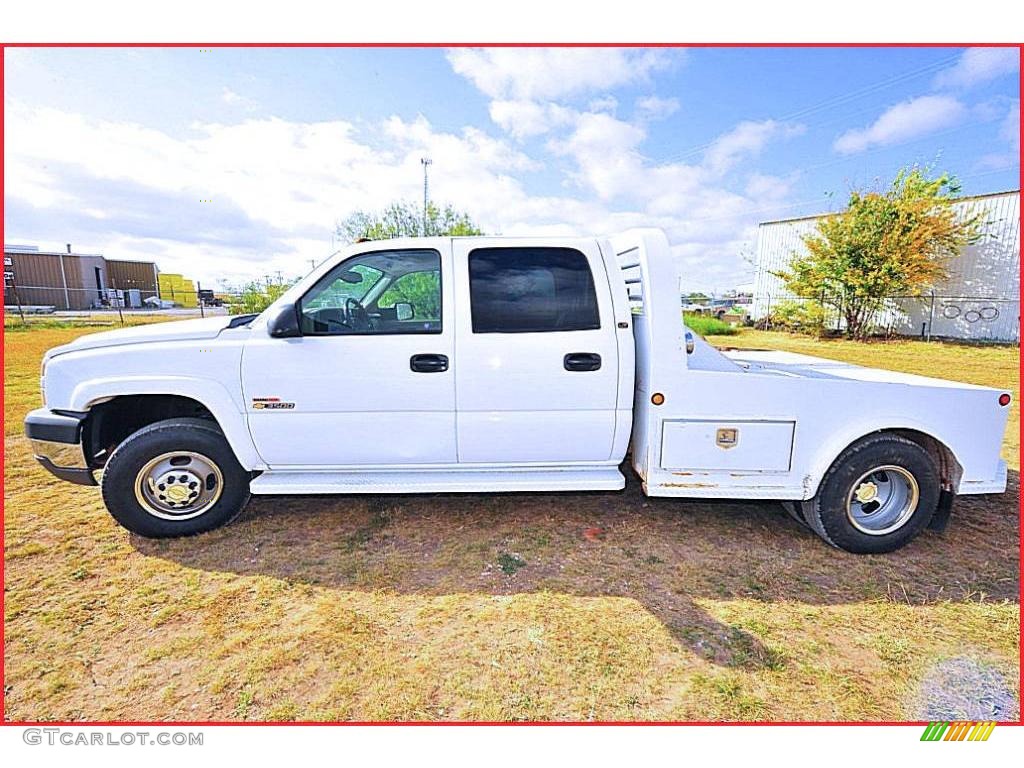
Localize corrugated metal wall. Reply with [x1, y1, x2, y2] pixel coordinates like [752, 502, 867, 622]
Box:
[3, 251, 105, 310]
[106, 259, 158, 294]
[5, 250, 161, 310]
[752, 191, 1020, 342]
[4, 251, 69, 308]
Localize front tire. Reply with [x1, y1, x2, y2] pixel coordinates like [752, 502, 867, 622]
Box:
[101, 418, 250, 537]
[799, 434, 940, 554]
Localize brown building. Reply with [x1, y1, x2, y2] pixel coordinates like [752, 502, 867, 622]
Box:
[4, 245, 158, 310]
[106, 258, 161, 295]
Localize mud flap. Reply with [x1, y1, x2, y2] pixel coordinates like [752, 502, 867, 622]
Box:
[928, 488, 955, 532]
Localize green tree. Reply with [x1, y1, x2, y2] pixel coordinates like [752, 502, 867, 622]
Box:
[336, 200, 484, 242]
[776, 167, 981, 340]
[227, 279, 295, 315]
[378, 272, 441, 320]
[334, 200, 483, 320]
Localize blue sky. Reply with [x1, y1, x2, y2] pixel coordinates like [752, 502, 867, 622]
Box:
[4, 46, 1019, 291]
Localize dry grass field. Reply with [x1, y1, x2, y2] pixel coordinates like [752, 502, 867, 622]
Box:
[3, 320, 1019, 721]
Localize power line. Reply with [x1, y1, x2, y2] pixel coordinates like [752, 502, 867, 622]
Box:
[675, 115, 1011, 228]
[654, 52, 962, 167]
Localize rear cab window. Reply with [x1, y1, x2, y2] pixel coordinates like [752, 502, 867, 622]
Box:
[468, 247, 600, 333]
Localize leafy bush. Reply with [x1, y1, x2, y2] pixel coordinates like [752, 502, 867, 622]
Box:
[768, 300, 828, 336]
[775, 166, 980, 339]
[684, 313, 737, 336]
[227, 280, 294, 316]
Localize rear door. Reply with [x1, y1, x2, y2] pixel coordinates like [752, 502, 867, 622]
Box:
[452, 239, 619, 463]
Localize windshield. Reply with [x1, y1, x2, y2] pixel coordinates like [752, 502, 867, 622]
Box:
[302, 263, 384, 310]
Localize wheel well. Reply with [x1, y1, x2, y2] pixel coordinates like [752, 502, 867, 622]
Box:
[888, 429, 963, 490]
[850, 429, 962, 491]
[84, 395, 218, 469]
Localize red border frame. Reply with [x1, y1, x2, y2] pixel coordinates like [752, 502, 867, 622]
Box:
[0, 41, 1021, 729]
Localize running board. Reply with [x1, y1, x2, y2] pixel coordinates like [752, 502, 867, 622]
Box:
[249, 467, 626, 495]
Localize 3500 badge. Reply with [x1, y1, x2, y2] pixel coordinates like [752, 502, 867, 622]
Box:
[251, 398, 295, 410]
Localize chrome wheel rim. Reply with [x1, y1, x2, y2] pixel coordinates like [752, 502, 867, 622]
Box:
[845, 464, 919, 536]
[134, 451, 223, 520]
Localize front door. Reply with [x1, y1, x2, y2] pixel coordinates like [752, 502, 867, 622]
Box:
[451, 240, 620, 464]
[241, 245, 456, 467]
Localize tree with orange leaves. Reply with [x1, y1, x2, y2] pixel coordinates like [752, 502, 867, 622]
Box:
[778, 167, 981, 339]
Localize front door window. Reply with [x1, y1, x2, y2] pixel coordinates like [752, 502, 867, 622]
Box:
[299, 249, 441, 335]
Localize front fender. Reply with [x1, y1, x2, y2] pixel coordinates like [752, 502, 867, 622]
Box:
[71, 375, 264, 470]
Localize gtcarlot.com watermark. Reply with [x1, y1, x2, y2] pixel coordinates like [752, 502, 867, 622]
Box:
[23, 728, 204, 747]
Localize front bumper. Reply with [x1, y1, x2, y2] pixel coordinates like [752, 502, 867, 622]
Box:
[24, 408, 96, 486]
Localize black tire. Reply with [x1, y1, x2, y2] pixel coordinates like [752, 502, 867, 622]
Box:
[780, 500, 808, 528]
[799, 434, 939, 554]
[100, 417, 250, 537]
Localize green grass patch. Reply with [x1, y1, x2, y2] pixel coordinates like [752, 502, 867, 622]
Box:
[4, 317, 1018, 722]
[497, 552, 527, 576]
[684, 313, 738, 336]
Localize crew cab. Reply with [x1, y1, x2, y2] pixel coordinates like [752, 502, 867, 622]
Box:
[25, 229, 1010, 553]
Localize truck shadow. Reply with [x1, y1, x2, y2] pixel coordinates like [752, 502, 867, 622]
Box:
[134, 467, 1020, 672]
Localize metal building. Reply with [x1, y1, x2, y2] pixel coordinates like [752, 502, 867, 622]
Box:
[4, 245, 159, 311]
[751, 190, 1020, 342]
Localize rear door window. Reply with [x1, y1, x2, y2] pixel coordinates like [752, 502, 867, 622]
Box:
[468, 247, 600, 333]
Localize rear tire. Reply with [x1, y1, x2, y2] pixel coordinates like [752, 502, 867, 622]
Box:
[780, 500, 808, 528]
[101, 417, 250, 538]
[800, 434, 939, 554]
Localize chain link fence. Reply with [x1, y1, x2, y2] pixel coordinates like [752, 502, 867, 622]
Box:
[5, 278, 1019, 343]
[3, 281, 251, 325]
[753, 292, 1020, 343]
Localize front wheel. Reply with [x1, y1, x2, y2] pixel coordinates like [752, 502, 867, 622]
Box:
[798, 434, 940, 554]
[101, 418, 250, 537]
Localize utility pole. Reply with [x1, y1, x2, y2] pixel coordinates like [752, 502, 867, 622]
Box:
[420, 157, 432, 236]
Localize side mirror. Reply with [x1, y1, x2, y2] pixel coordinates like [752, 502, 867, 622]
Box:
[394, 302, 414, 321]
[268, 303, 301, 338]
[685, 330, 695, 354]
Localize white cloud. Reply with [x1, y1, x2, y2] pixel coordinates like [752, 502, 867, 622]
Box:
[488, 100, 574, 139]
[635, 95, 680, 121]
[834, 95, 966, 154]
[5, 50, 801, 296]
[703, 120, 804, 174]
[933, 47, 1019, 90]
[549, 111, 649, 200]
[545, 107, 804, 286]
[744, 172, 797, 201]
[446, 47, 678, 101]
[443, 45, 799, 282]
[977, 100, 1021, 171]
[3, 101, 547, 286]
[999, 101, 1020, 147]
[587, 95, 619, 114]
[221, 87, 259, 112]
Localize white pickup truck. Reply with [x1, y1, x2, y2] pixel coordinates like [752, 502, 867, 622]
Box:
[25, 229, 1010, 553]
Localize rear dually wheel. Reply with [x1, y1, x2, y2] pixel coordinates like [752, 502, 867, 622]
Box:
[798, 434, 940, 554]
